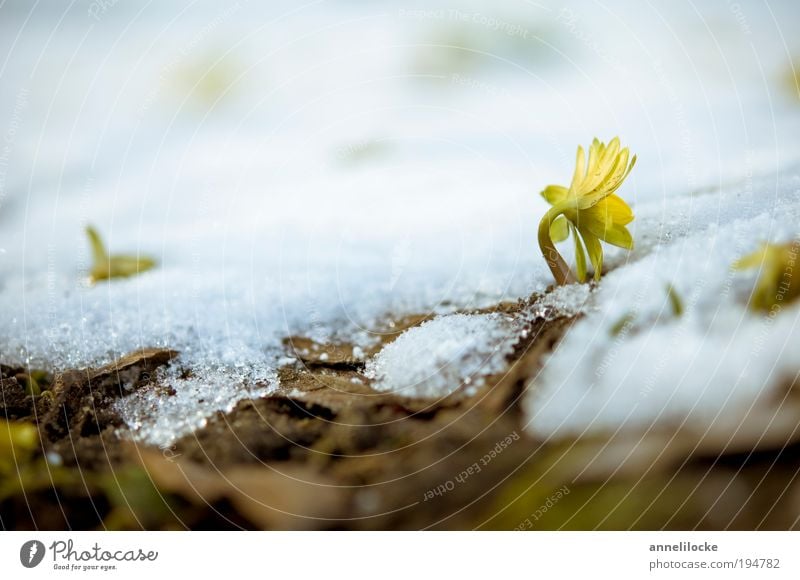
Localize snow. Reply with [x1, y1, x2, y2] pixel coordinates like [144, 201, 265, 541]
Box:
[115, 364, 275, 447]
[525, 167, 800, 438]
[366, 313, 519, 398]
[524, 283, 594, 321]
[0, 0, 799, 444]
[364, 284, 593, 403]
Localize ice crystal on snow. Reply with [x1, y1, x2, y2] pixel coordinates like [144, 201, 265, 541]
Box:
[366, 313, 519, 399]
[115, 364, 277, 446]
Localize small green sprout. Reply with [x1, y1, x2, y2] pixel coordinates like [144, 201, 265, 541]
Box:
[609, 312, 636, 337]
[538, 137, 637, 285]
[666, 284, 684, 317]
[733, 239, 800, 312]
[16, 370, 48, 397]
[175, 52, 242, 108]
[610, 284, 683, 336]
[86, 226, 156, 283]
[26, 376, 41, 397]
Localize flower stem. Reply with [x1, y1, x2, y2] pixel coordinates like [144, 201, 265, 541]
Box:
[538, 206, 577, 286]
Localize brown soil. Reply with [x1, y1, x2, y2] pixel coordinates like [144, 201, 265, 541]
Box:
[3, 296, 800, 530]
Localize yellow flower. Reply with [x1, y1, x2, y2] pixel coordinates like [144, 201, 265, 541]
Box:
[538, 137, 636, 285]
[733, 240, 800, 312]
[87, 226, 156, 283]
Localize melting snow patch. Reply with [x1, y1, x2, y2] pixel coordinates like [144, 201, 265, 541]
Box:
[525, 167, 800, 439]
[115, 364, 277, 447]
[365, 313, 519, 399]
[524, 283, 594, 321]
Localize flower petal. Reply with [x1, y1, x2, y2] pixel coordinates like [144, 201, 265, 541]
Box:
[754, 275, 780, 311]
[580, 210, 634, 250]
[572, 223, 587, 282]
[608, 151, 636, 195]
[732, 244, 770, 270]
[582, 138, 619, 193]
[570, 146, 586, 192]
[584, 140, 603, 190]
[617, 153, 636, 190]
[733, 242, 800, 311]
[600, 147, 629, 191]
[602, 137, 620, 165]
[541, 185, 570, 206]
[602, 224, 634, 250]
[576, 153, 636, 210]
[579, 228, 604, 282]
[549, 215, 570, 242]
[575, 188, 614, 210]
[86, 226, 108, 264]
[585, 194, 634, 227]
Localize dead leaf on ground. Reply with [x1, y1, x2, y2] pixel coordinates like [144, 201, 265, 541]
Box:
[135, 445, 346, 530]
